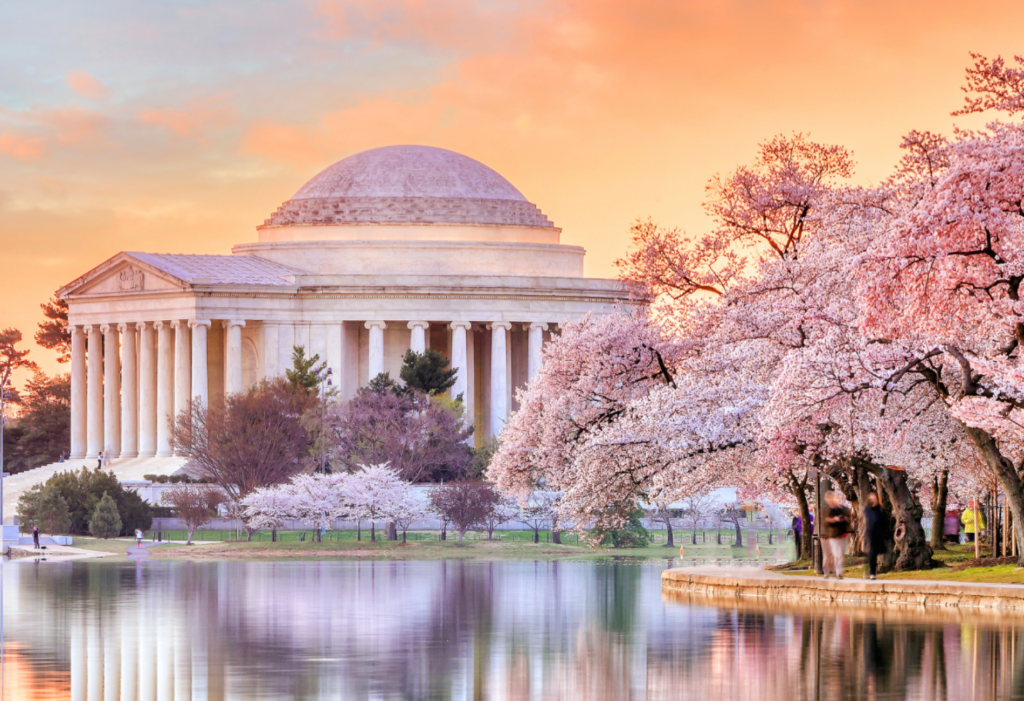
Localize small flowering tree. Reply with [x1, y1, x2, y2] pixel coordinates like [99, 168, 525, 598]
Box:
[164, 484, 225, 545]
[290, 473, 351, 542]
[345, 464, 405, 542]
[240, 486, 296, 542]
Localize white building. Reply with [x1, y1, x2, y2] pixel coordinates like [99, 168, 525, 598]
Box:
[57, 145, 631, 468]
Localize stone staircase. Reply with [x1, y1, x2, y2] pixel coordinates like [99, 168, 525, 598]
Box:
[2, 455, 187, 520]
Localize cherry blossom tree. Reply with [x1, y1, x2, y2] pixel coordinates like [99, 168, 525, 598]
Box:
[289, 473, 351, 542]
[240, 486, 297, 542]
[428, 481, 495, 544]
[345, 464, 405, 542]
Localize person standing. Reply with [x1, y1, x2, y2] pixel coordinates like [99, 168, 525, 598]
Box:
[961, 501, 986, 542]
[791, 510, 803, 560]
[97, 451, 104, 469]
[862, 491, 888, 581]
[33, 526, 40, 550]
[822, 491, 851, 579]
[135, 528, 144, 548]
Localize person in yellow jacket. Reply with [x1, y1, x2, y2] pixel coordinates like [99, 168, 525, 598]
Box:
[961, 501, 986, 542]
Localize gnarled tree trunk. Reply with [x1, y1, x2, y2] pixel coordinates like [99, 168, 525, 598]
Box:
[866, 461, 934, 571]
[788, 471, 812, 562]
[930, 470, 948, 551]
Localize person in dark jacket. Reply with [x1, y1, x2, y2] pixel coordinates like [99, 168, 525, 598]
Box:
[822, 491, 852, 579]
[33, 526, 40, 549]
[862, 491, 888, 581]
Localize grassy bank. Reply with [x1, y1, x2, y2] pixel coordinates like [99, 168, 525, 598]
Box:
[138, 535, 796, 562]
[779, 543, 1024, 584]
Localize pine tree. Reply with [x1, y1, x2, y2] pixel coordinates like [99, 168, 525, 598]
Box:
[88, 491, 123, 539]
[37, 485, 72, 535]
[285, 345, 327, 396]
[400, 349, 458, 396]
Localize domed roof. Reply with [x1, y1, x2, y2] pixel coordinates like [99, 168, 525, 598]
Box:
[262, 145, 554, 229]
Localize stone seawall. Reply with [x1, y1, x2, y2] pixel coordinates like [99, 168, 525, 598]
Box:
[662, 567, 1024, 613]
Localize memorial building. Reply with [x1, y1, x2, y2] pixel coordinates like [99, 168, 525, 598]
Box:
[58, 145, 630, 465]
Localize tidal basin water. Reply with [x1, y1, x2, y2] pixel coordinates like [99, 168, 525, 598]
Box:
[4, 558, 1024, 700]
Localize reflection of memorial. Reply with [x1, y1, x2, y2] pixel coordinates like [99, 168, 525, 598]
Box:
[7, 560, 1024, 700]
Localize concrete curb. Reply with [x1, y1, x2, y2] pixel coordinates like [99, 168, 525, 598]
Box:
[662, 567, 1024, 611]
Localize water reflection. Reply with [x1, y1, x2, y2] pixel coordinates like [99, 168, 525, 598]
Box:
[3, 559, 1024, 700]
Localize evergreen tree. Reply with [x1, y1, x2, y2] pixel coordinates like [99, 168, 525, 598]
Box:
[400, 349, 458, 396]
[35, 485, 72, 535]
[598, 507, 652, 548]
[366, 372, 404, 397]
[35, 295, 70, 364]
[285, 345, 327, 396]
[17, 467, 151, 536]
[88, 491, 123, 539]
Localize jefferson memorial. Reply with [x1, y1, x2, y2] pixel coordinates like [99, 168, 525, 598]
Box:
[58, 145, 630, 465]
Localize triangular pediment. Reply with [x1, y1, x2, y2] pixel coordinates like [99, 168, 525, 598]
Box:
[58, 253, 187, 298]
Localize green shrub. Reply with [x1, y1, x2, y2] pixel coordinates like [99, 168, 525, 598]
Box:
[88, 492, 123, 539]
[156, 475, 169, 484]
[17, 484, 72, 535]
[18, 467, 152, 536]
[143, 474, 158, 482]
[168, 475, 181, 484]
[598, 508, 652, 549]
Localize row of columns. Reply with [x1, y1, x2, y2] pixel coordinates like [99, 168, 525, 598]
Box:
[70, 318, 550, 459]
[69, 320, 237, 460]
[363, 320, 548, 437]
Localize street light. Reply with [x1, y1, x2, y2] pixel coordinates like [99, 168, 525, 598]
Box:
[315, 367, 333, 474]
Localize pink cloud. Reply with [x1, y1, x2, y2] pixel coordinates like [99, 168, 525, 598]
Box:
[66, 70, 111, 101]
[139, 94, 236, 140]
[0, 132, 45, 161]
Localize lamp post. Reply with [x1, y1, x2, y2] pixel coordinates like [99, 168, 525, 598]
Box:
[316, 367, 333, 474]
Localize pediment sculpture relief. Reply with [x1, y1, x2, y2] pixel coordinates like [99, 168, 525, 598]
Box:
[118, 267, 145, 292]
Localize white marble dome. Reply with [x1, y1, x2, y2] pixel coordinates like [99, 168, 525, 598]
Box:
[261, 145, 554, 230]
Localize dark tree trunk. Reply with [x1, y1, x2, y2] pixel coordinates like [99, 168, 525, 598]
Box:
[931, 470, 949, 551]
[791, 477, 812, 561]
[962, 424, 1024, 567]
[357, 521, 361, 541]
[387, 521, 397, 541]
[865, 461, 934, 571]
[732, 519, 743, 547]
[402, 530, 407, 544]
[534, 529, 540, 544]
[371, 521, 376, 542]
[272, 528, 277, 543]
[664, 520, 674, 547]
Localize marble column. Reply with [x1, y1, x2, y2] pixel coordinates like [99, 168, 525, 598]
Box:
[408, 321, 429, 354]
[101, 324, 121, 459]
[450, 322, 471, 406]
[155, 321, 174, 457]
[190, 320, 210, 405]
[139, 323, 157, 457]
[86, 324, 103, 459]
[527, 322, 548, 381]
[327, 323, 343, 382]
[278, 323, 296, 377]
[119, 323, 138, 458]
[224, 320, 245, 395]
[310, 323, 328, 365]
[365, 321, 387, 381]
[489, 322, 512, 435]
[70, 325, 87, 458]
[263, 322, 280, 379]
[172, 320, 191, 422]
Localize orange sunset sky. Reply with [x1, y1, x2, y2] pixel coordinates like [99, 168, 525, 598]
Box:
[2, 0, 1023, 384]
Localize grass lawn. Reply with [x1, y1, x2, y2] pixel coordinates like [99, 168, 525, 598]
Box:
[779, 543, 1024, 584]
[141, 531, 797, 562]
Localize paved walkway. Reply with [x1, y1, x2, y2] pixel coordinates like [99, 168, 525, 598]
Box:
[662, 565, 1024, 610]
